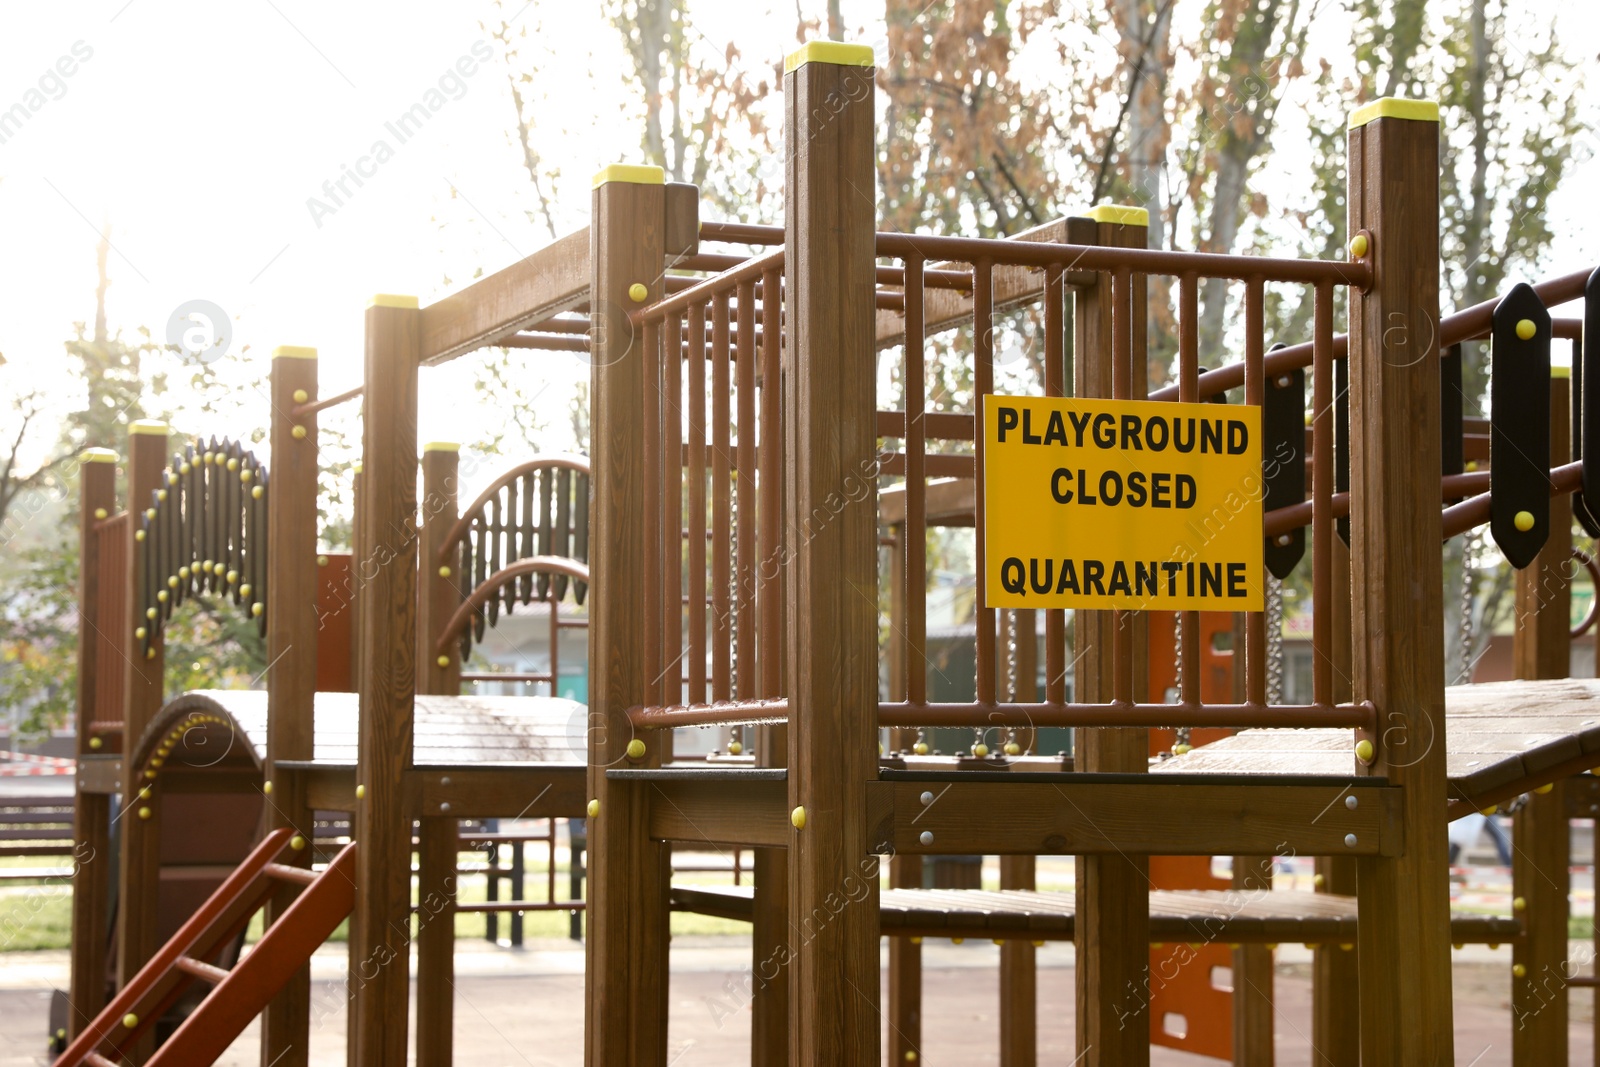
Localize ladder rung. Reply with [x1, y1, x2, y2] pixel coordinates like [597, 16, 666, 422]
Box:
[86, 1052, 121, 1067]
[263, 862, 317, 887]
[174, 954, 231, 985]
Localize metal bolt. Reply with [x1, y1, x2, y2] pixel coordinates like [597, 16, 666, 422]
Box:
[1343, 833, 1357, 848]
[919, 791, 934, 806]
[1345, 795, 1358, 810]
[919, 831, 933, 846]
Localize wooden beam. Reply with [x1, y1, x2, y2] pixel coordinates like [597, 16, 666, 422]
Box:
[887, 854, 924, 1064]
[1231, 856, 1274, 1067]
[870, 779, 1399, 857]
[784, 43, 883, 1065]
[415, 815, 458, 1066]
[69, 449, 117, 1037]
[418, 443, 462, 694]
[409, 766, 586, 820]
[1511, 374, 1572, 1064]
[418, 228, 589, 365]
[262, 346, 320, 1067]
[999, 855, 1038, 1066]
[878, 477, 975, 527]
[350, 294, 421, 1066]
[585, 166, 671, 1067]
[118, 421, 168, 1015]
[645, 776, 789, 847]
[1347, 99, 1455, 1065]
[1073, 210, 1152, 1067]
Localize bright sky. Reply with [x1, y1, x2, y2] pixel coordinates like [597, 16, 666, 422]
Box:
[1, 0, 1597, 503]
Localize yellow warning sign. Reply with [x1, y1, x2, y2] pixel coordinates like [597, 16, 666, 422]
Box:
[982, 394, 1264, 611]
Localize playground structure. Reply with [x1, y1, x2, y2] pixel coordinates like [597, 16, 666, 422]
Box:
[46, 36, 1600, 1067]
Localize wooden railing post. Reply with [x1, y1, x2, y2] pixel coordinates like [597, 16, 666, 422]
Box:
[1311, 537, 1359, 1065]
[1510, 371, 1572, 1062]
[262, 345, 320, 1067]
[586, 163, 671, 1067]
[351, 294, 420, 1067]
[118, 420, 169, 1011]
[1346, 97, 1453, 1065]
[416, 440, 461, 1066]
[69, 447, 118, 1036]
[1071, 206, 1151, 1067]
[782, 40, 881, 1065]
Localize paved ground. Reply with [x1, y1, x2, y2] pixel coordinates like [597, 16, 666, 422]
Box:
[1, 938, 1593, 1065]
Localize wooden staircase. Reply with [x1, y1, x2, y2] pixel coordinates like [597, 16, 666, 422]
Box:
[58, 826, 356, 1066]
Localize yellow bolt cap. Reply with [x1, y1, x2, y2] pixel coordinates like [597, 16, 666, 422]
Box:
[1349, 234, 1369, 258]
[1513, 896, 1526, 911]
[138, 806, 151, 820]
[727, 740, 743, 755]
[1513, 963, 1527, 978]
[123, 1013, 139, 1029]
[628, 282, 649, 303]
[1513, 510, 1534, 532]
[1516, 319, 1537, 341]
[1481, 805, 1497, 815]
[355, 785, 365, 799]
[1355, 739, 1374, 763]
[973, 743, 988, 758]
[912, 742, 929, 755]
[292, 425, 307, 440]
[626, 738, 646, 759]
[89, 737, 103, 750]
[1004, 741, 1021, 756]
[791, 806, 806, 830]
[587, 798, 600, 818]
[94, 507, 108, 520]
[1535, 782, 1554, 795]
[437, 655, 450, 668]
[291, 834, 307, 851]
[293, 388, 309, 403]
[439, 565, 451, 577]
[263, 780, 273, 794]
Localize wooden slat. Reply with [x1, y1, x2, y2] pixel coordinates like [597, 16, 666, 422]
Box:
[646, 777, 789, 848]
[870, 778, 1399, 857]
[418, 227, 589, 364]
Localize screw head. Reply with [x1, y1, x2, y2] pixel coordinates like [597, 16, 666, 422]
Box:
[919, 791, 934, 805]
[1343, 833, 1357, 848]
[1345, 794, 1358, 810]
[919, 830, 933, 846]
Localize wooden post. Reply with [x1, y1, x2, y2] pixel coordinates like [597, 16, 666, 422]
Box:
[262, 345, 320, 1067]
[887, 856, 923, 1063]
[1232, 857, 1274, 1066]
[1311, 538, 1359, 1065]
[1072, 206, 1151, 1067]
[1347, 97, 1454, 1066]
[416, 441, 462, 1066]
[585, 163, 671, 1066]
[783, 41, 881, 1065]
[1000, 608, 1038, 1065]
[350, 294, 421, 1066]
[1510, 374, 1572, 1062]
[117, 421, 169, 1001]
[69, 448, 118, 1037]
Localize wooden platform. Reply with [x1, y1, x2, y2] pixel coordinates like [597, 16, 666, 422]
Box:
[670, 884, 1521, 944]
[1155, 678, 1600, 811]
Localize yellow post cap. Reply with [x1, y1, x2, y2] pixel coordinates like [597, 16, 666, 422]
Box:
[785, 41, 876, 73]
[422, 441, 461, 453]
[592, 164, 665, 189]
[1086, 204, 1149, 227]
[1551, 366, 1571, 380]
[129, 420, 169, 436]
[1349, 97, 1440, 129]
[368, 294, 419, 309]
[81, 447, 118, 464]
[272, 345, 318, 360]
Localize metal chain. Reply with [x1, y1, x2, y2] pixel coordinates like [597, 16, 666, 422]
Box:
[1459, 529, 1477, 684]
[1173, 613, 1191, 753]
[1266, 576, 1284, 706]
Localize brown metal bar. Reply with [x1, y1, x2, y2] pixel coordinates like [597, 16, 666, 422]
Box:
[711, 292, 733, 703]
[757, 268, 783, 700]
[433, 556, 591, 655]
[699, 220, 784, 245]
[1311, 281, 1334, 707]
[664, 312, 684, 706]
[1043, 265, 1066, 705]
[1178, 273, 1201, 704]
[639, 250, 784, 323]
[972, 260, 996, 705]
[499, 333, 591, 352]
[686, 303, 708, 703]
[435, 456, 591, 565]
[735, 280, 757, 700]
[291, 384, 363, 419]
[642, 318, 662, 699]
[1110, 266, 1134, 706]
[1441, 461, 1582, 539]
[904, 255, 928, 706]
[1244, 277, 1267, 706]
[873, 231, 1372, 287]
[625, 699, 1376, 731]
